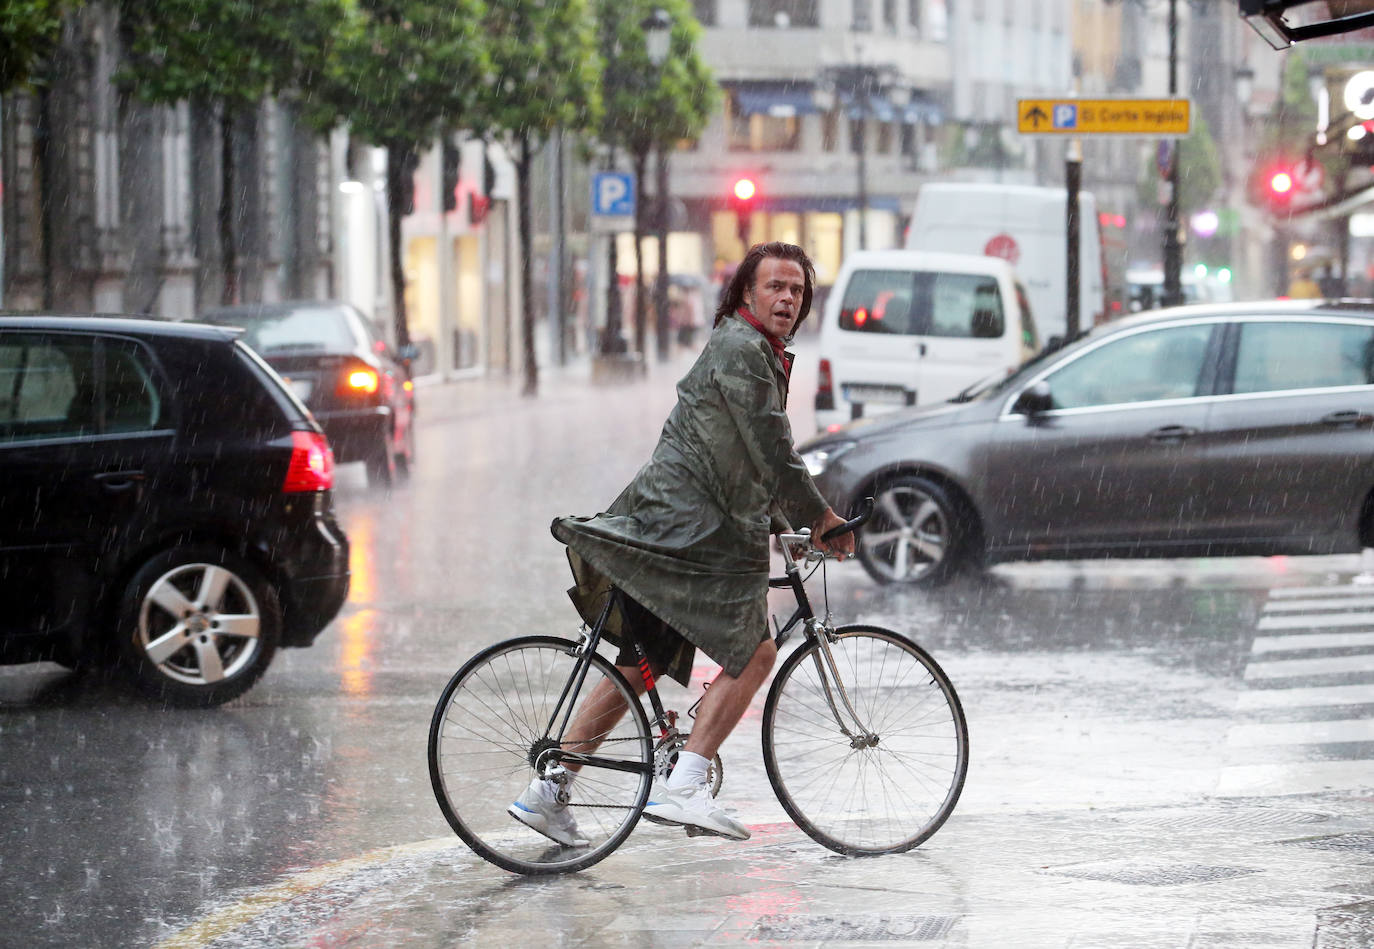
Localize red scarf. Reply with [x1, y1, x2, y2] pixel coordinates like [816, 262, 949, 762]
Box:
[736, 306, 793, 377]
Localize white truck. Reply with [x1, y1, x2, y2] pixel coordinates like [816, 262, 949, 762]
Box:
[905, 183, 1105, 344]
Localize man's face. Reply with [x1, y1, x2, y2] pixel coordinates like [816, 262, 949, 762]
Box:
[745, 257, 806, 338]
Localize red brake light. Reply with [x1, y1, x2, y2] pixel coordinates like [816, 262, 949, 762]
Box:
[817, 357, 833, 395]
[283, 430, 334, 492]
[345, 368, 379, 394]
[854, 308, 868, 327]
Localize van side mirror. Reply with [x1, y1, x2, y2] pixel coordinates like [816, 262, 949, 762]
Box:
[1012, 380, 1053, 417]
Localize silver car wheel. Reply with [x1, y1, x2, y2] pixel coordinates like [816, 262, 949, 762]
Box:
[861, 485, 948, 582]
[136, 563, 262, 687]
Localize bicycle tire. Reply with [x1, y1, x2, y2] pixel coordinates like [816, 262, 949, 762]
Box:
[762, 625, 968, 856]
[428, 635, 653, 874]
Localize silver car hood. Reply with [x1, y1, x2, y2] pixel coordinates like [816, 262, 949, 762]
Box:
[803, 398, 994, 450]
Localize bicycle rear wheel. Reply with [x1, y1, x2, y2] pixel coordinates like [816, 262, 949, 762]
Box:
[428, 635, 652, 874]
[762, 625, 968, 856]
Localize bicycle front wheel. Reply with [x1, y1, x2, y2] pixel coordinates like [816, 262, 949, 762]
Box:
[428, 635, 652, 874]
[762, 625, 968, 856]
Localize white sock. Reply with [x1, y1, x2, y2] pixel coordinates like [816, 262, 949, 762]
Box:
[667, 751, 711, 789]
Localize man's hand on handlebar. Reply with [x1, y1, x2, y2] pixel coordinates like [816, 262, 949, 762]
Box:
[811, 508, 855, 561]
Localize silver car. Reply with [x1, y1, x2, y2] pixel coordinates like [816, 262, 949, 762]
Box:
[800, 301, 1374, 586]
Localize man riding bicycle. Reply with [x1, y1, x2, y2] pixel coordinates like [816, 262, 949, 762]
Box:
[510, 242, 853, 845]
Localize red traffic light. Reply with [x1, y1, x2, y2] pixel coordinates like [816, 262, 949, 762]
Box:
[733, 177, 756, 202]
[1269, 170, 1294, 194]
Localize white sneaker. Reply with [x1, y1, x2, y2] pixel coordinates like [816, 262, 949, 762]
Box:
[642, 780, 750, 840]
[508, 780, 589, 848]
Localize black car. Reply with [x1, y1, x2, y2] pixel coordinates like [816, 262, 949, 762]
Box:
[800, 301, 1374, 586]
[0, 316, 350, 706]
[197, 302, 415, 487]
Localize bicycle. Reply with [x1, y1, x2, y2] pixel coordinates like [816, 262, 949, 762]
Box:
[427, 500, 969, 875]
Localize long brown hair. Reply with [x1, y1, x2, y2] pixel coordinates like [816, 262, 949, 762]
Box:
[713, 242, 816, 335]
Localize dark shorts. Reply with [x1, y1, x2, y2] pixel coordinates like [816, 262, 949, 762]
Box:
[612, 592, 692, 678]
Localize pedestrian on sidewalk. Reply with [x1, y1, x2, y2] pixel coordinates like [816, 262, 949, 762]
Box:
[509, 242, 853, 845]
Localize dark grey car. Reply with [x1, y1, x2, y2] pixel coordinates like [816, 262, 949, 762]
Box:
[799, 301, 1374, 586]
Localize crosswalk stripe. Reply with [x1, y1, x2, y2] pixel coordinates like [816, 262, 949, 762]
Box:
[1237, 683, 1374, 710]
[1245, 653, 1374, 679]
[1267, 584, 1374, 599]
[1257, 612, 1374, 630]
[1226, 718, 1374, 746]
[1252, 631, 1374, 653]
[1263, 595, 1374, 612]
[1218, 760, 1374, 796]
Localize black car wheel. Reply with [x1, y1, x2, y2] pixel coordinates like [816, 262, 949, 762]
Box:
[116, 545, 280, 707]
[365, 433, 396, 488]
[856, 476, 969, 587]
[393, 421, 415, 481]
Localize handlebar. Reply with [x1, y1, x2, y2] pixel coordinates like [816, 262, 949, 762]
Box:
[820, 497, 874, 542]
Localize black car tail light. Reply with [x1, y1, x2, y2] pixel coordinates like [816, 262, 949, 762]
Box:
[283, 430, 335, 492]
[339, 366, 380, 396]
[815, 357, 835, 411]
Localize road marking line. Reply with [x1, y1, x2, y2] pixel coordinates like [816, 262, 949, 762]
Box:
[1218, 759, 1374, 796]
[152, 837, 457, 949]
[1226, 718, 1374, 747]
[1258, 612, 1374, 630]
[1252, 631, 1374, 653]
[1263, 595, 1374, 612]
[1268, 585, 1374, 599]
[1237, 683, 1374, 710]
[1244, 653, 1374, 679]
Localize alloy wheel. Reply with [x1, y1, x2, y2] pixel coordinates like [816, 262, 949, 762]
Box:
[135, 563, 263, 686]
[860, 484, 948, 582]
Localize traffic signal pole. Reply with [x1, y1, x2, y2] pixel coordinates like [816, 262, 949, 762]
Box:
[1162, 0, 1185, 307]
[1066, 138, 1082, 338]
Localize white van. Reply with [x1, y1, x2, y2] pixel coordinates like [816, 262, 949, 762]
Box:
[814, 250, 1039, 432]
[905, 183, 1104, 343]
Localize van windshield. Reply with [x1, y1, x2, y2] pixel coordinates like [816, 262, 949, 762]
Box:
[838, 270, 1005, 339]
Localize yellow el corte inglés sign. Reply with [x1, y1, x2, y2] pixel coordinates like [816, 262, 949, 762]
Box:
[1017, 98, 1190, 136]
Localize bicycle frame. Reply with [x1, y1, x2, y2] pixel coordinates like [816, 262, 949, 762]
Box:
[538, 532, 879, 779]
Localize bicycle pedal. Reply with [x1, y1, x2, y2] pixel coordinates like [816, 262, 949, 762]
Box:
[684, 824, 733, 839]
[640, 813, 678, 827]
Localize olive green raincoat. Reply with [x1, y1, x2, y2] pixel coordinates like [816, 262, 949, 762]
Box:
[551, 313, 829, 686]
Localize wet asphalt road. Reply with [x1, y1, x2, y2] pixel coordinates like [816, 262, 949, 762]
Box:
[2, 340, 1372, 948]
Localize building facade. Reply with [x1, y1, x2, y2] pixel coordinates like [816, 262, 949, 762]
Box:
[656, 0, 1074, 294]
[0, 3, 518, 382]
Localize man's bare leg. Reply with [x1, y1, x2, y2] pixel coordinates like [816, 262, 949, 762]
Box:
[683, 637, 776, 760]
[558, 667, 644, 762]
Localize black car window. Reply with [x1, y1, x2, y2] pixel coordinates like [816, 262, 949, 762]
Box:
[839, 270, 1004, 338]
[1045, 324, 1213, 410]
[104, 342, 163, 433]
[206, 307, 359, 355]
[1232, 321, 1374, 394]
[0, 334, 97, 442]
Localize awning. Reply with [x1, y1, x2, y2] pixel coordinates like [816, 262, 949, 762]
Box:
[733, 85, 820, 118]
[839, 90, 944, 125]
[903, 98, 944, 125]
[841, 90, 896, 122]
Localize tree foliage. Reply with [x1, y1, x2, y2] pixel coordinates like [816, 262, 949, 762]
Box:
[478, 0, 602, 146]
[0, 0, 70, 92]
[118, 0, 343, 107]
[595, 0, 716, 155]
[305, 0, 490, 153]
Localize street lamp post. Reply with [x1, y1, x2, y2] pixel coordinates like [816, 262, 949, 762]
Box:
[816, 63, 905, 253]
[1161, 0, 1185, 308]
[642, 8, 673, 362]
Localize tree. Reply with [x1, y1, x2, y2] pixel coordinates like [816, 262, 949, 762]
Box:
[594, 0, 716, 360]
[303, 0, 489, 351]
[0, 0, 70, 92]
[478, 0, 601, 395]
[119, 0, 344, 304]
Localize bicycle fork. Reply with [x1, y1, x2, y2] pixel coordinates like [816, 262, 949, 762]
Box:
[808, 628, 880, 748]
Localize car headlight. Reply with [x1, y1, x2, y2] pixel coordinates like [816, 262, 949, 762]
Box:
[801, 441, 855, 477]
